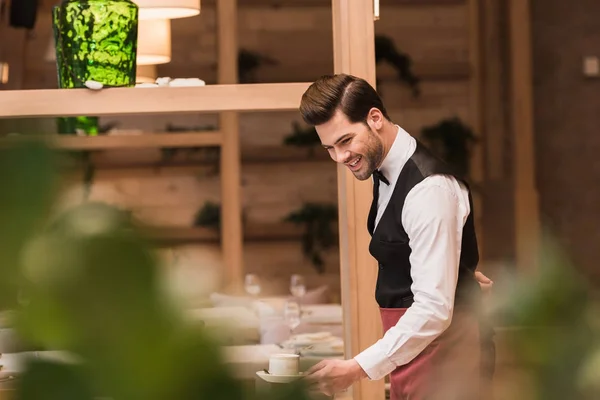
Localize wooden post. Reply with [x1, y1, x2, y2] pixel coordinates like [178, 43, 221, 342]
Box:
[467, 0, 485, 258]
[331, 1, 384, 399]
[508, 0, 540, 272]
[217, 0, 244, 289]
[481, 0, 508, 181]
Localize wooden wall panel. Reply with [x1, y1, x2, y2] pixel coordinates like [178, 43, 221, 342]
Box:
[26, 5, 469, 87]
[60, 160, 337, 227]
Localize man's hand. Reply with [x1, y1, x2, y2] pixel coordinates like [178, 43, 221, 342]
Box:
[305, 359, 367, 396]
[475, 270, 493, 294]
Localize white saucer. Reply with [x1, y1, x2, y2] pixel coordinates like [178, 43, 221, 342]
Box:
[256, 370, 303, 383]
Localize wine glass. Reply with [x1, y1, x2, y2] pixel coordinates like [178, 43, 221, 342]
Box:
[244, 273, 261, 297]
[284, 299, 301, 338]
[290, 274, 306, 299]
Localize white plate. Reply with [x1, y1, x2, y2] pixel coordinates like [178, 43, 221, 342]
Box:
[256, 370, 304, 383]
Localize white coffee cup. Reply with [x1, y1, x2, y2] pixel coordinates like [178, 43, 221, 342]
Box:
[268, 353, 300, 376]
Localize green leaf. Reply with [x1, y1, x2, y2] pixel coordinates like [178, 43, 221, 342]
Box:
[16, 359, 94, 400]
[0, 143, 58, 309]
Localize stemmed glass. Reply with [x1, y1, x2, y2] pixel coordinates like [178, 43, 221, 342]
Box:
[244, 273, 261, 297]
[284, 299, 301, 341]
[290, 274, 306, 306]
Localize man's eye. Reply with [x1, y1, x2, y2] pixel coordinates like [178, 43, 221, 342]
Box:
[341, 138, 351, 144]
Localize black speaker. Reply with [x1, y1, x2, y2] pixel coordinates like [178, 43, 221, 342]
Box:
[9, 0, 39, 29]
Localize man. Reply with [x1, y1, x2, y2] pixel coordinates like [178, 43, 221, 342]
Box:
[299, 74, 493, 400]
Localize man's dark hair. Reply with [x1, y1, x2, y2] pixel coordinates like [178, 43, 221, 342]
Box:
[299, 74, 390, 126]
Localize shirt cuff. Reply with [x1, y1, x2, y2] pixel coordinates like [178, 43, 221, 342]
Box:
[353, 342, 397, 381]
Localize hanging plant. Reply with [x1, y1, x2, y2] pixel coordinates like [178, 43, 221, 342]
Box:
[238, 48, 279, 83]
[282, 121, 321, 156]
[284, 203, 338, 274]
[375, 35, 420, 97]
[193, 201, 221, 230]
[161, 123, 220, 174]
[420, 117, 478, 179]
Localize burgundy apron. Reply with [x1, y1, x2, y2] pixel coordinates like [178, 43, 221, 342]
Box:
[380, 308, 481, 400]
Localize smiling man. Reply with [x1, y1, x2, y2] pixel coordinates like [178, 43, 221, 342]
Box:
[300, 74, 492, 400]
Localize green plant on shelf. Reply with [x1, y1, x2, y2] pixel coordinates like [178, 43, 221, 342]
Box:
[193, 201, 221, 230]
[375, 35, 420, 97]
[161, 123, 219, 161]
[282, 121, 321, 156]
[238, 48, 279, 83]
[284, 203, 338, 274]
[420, 116, 478, 179]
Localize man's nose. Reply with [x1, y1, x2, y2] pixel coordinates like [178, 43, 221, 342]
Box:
[332, 149, 347, 164]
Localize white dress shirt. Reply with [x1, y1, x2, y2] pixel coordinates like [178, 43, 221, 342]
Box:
[353, 126, 471, 381]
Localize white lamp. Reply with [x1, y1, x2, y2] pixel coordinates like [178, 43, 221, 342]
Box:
[136, 65, 158, 83]
[137, 18, 171, 65]
[134, 0, 200, 20]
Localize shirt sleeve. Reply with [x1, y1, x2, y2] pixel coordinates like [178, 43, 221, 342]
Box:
[354, 176, 470, 380]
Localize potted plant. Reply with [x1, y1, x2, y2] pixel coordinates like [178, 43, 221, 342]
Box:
[420, 117, 478, 179]
[284, 203, 338, 273]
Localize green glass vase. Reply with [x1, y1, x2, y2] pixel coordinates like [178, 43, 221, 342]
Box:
[52, 0, 139, 135]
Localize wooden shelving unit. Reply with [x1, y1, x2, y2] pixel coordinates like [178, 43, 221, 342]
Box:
[0, 131, 223, 150]
[0, 83, 310, 118]
[84, 145, 330, 169]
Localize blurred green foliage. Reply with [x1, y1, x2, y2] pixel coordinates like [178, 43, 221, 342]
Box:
[2, 141, 600, 400]
[494, 232, 600, 400]
[0, 142, 312, 400]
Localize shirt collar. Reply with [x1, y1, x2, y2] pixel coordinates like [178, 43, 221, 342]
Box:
[377, 125, 415, 184]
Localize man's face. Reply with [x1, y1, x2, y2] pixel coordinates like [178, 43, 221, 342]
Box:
[315, 109, 384, 181]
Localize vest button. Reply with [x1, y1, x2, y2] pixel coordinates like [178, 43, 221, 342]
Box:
[379, 263, 384, 270]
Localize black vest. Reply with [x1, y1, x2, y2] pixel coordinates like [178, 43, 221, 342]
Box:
[368, 142, 481, 309]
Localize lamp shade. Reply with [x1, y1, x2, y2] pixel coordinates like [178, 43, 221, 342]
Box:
[137, 19, 171, 65]
[134, 0, 200, 20]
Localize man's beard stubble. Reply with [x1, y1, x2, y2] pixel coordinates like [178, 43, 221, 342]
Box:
[353, 131, 384, 181]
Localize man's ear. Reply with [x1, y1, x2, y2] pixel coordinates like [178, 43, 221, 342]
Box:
[367, 108, 384, 131]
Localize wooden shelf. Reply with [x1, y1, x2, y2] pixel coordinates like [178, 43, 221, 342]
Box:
[0, 83, 311, 118]
[84, 145, 330, 169]
[143, 222, 310, 245]
[201, 0, 465, 6]
[1, 131, 223, 151]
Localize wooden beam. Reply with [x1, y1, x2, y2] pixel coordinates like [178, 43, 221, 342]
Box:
[0, 131, 223, 150]
[87, 145, 330, 169]
[481, 0, 508, 181]
[200, 0, 465, 7]
[508, 0, 540, 273]
[331, 1, 384, 400]
[217, 0, 245, 290]
[466, 0, 485, 257]
[0, 83, 311, 118]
